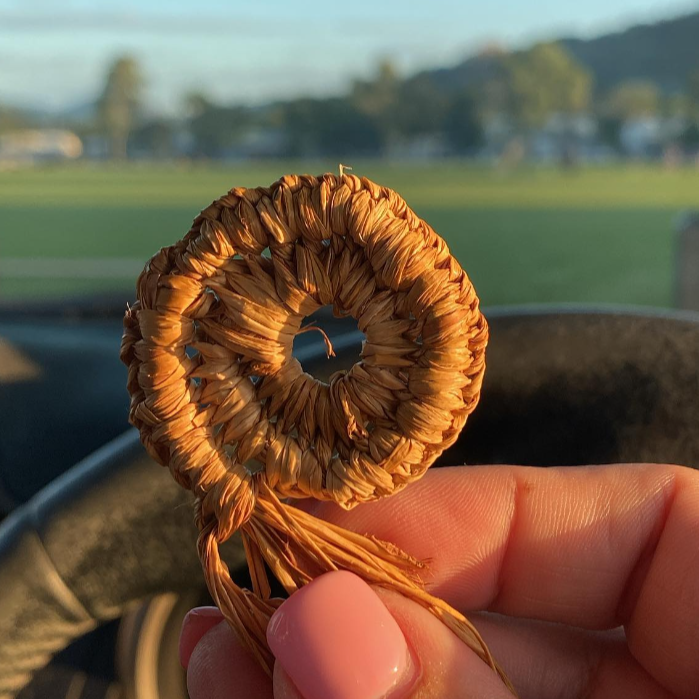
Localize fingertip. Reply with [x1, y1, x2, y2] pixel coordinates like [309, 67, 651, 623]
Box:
[186, 618, 273, 699]
[267, 571, 417, 699]
[179, 606, 224, 669]
[372, 587, 515, 698]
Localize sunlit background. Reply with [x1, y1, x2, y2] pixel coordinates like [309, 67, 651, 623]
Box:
[2, 0, 699, 310]
[2, 5, 699, 698]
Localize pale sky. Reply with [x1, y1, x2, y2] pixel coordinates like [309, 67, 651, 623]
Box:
[1, 0, 697, 114]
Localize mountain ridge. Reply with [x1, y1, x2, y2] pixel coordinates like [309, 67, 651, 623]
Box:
[421, 9, 699, 96]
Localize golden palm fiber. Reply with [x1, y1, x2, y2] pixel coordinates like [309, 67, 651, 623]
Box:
[120, 171, 515, 694]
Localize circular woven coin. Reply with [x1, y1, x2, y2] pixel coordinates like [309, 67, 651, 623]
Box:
[120, 172, 517, 692]
[122, 172, 488, 539]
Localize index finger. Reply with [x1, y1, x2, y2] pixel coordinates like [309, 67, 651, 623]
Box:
[304, 463, 699, 699]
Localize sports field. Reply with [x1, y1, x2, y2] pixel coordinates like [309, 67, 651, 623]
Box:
[1, 162, 697, 308]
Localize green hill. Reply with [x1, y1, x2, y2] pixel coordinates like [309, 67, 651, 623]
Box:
[423, 10, 699, 95]
[562, 11, 699, 93]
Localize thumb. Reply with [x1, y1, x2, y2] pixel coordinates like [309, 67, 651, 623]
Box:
[267, 570, 513, 699]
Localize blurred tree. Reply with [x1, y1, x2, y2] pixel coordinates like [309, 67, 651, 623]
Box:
[129, 119, 175, 159]
[316, 99, 383, 156]
[688, 68, 699, 119]
[351, 59, 401, 146]
[478, 72, 511, 121]
[501, 42, 592, 127]
[603, 81, 660, 120]
[681, 122, 699, 150]
[284, 98, 383, 157]
[661, 92, 690, 119]
[443, 91, 483, 154]
[0, 105, 31, 134]
[597, 115, 623, 151]
[97, 56, 142, 159]
[183, 93, 252, 158]
[351, 59, 400, 117]
[184, 91, 211, 120]
[391, 75, 449, 139]
[282, 99, 316, 157]
[351, 61, 458, 152]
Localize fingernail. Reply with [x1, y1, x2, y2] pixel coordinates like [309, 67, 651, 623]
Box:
[179, 606, 224, 669]
[267, 571, 416, 699]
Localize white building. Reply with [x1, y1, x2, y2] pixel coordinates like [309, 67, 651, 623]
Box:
[0, 129, 83, 164]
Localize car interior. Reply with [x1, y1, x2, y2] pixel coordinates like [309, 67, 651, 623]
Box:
[1, 296, 698, 699]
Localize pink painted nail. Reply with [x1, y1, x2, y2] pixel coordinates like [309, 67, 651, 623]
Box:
[267, 571, 416, 699]
[179, 606, 224, 669]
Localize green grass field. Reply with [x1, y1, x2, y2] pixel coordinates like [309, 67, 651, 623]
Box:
[1, 162, 696, 308]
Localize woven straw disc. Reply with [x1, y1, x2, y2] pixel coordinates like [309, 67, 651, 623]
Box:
[120, 173, 516, 692]
[122, 171, 487, 541]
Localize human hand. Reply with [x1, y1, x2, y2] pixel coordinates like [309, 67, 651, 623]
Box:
[180, 463, 699, 698]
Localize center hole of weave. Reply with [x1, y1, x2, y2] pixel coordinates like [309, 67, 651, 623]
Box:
[292, 307, 365, 383]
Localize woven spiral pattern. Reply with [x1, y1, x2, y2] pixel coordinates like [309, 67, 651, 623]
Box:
[121, 172, 488, 541]
[119, 173, 516, 692]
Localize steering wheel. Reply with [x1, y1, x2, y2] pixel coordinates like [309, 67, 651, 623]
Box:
[2, 307, 698, 699]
